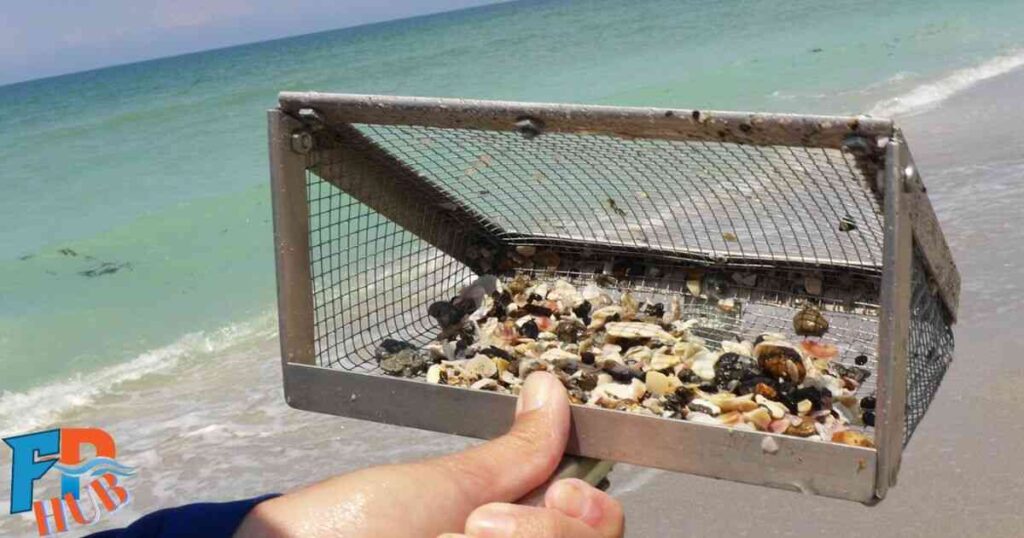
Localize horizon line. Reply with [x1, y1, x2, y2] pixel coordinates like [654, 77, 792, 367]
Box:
[0, 0, 515, 90]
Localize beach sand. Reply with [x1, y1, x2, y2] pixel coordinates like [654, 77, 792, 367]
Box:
[2, 66, 1022, 538]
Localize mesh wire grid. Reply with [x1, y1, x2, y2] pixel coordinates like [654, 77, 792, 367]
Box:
[302, 120, 953, 444]
[350, 124, 885, 271]
[905, 251, 955, 443]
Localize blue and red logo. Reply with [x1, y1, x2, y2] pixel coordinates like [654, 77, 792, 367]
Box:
[4, 428, 135, 535]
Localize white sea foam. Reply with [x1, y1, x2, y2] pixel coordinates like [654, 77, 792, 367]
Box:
[870, 50, 1024, 117]
[0, 313, 276, 438]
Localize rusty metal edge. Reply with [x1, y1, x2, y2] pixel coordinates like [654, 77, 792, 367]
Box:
[278, 92, 894, 150]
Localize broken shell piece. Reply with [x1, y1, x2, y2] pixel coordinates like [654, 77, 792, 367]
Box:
[797, 399, 813, 416]
[547, 279, 581, 306]
[744, 407, 772, 430]
[379, 349, 428, 378]
[605, 322, 676, 344]
[715, 393, 758, 413]
[801, 340, 838, 360]
[720, 339, 754, 357]
[793, 304, 829, 337]
[591, 378, 647, 404]
[471, 378, 499, 391]
[785, 417, 818, 437]
[687, 412, 720, 426]
[589, 306, 624, 330]
[832, 430, 875, 448]
[686, 276, 702, 296]
[645, 371, 679, 396]
[620, 292, 639, 320]
[465, 355, 498, 378]
[663, 296, 681, 324]
[691, 350, 719, 381]
[687, 398, 721, 417]
[717, 298, 737, 313]
[649, 352, 681, 371]
[755, 395, 788, 419]
[760, 436, 780, 454]
[500, 370, 519, 386]
[426, 364, 444, 384]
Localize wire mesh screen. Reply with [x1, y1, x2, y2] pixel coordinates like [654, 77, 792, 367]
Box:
[905, 251, 955, 443]
[351, 124, 885, 271]
[306, 167, 476, 371]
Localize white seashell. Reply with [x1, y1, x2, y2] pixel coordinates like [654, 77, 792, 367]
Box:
[500, 370, 519, 386]
[526, 283, 550, 299]
[605, 322, 676, 344]
[720, 340, 754, 357]
[596, 373, 614, 386]
[547, 279, 582, 306]
[442, 340, 459, 360]
[687, 398, 721, 416]
[537, 331, 557, 341]
[803, 370, 843, 397]
[590, 378, 646, 404]
[671, 340, 704, 361]
[717, 298, 736, 313]
[691, 350, 719, 381]
[649, 352, 681, 371]
[466, 355, 498, 378]
[662, 296, 681, 324]
[425, 342, 446, 360]
[469, 295, 494, 321]
[426, 364, 444, 384]
[588, 306, 624, 329]
[686, 277, 702, 296]
[623, 346, 653, 365]
[540, 348, 578, 362]
[761, 436, 780, 454]
[471, 378, 499, 391]
[754, 395, 789, 419]
[797, 399, 813, 416]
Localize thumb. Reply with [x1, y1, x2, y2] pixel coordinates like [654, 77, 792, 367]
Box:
[424, 371, 571, 509]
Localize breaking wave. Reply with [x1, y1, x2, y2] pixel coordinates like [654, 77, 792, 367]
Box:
[870, 50, 1024, 117]
[0, 313, 276, 438]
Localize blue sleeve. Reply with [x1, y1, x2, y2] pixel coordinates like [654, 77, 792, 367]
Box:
[86, 494, 280, 538]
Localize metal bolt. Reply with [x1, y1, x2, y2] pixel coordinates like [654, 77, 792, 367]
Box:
[291, 131, 313, 154]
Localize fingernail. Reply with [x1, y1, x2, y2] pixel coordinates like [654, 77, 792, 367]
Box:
[550, 480, 600, 524]
[515, 372, 552, 417]
[466, 510, 517, 537]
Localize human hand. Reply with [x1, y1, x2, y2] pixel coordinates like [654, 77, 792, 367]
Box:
[236, 371, 624, 538]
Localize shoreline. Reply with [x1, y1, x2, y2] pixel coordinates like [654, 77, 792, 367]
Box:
[3, 64, 1024, 538]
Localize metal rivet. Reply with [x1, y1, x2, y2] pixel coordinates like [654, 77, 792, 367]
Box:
[291, 131, 313, 154]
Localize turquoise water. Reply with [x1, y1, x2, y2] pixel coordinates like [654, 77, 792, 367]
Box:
[1, 0, 1023, 397]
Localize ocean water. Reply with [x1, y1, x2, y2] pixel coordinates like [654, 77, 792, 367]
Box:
[1, 0, 1024, 535]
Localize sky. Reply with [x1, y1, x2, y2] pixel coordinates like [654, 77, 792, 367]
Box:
[0, 0, 506, 86]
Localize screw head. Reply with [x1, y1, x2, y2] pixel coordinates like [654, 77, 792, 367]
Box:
[291, 131, 313, 154]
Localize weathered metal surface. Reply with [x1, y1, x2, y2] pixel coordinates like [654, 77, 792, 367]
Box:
[284, 363, 878, 503]
[279, 92, 893, 150]
[874, 139, 913, 499]
[899, 137, 961, 320]
[269, 109, 317, 366]
[308, 124, 495, 271]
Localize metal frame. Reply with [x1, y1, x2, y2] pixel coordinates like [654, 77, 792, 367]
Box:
[268, 94, 961, 504]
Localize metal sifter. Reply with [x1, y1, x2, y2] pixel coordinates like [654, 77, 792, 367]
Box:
[268, 93, 958, 504]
